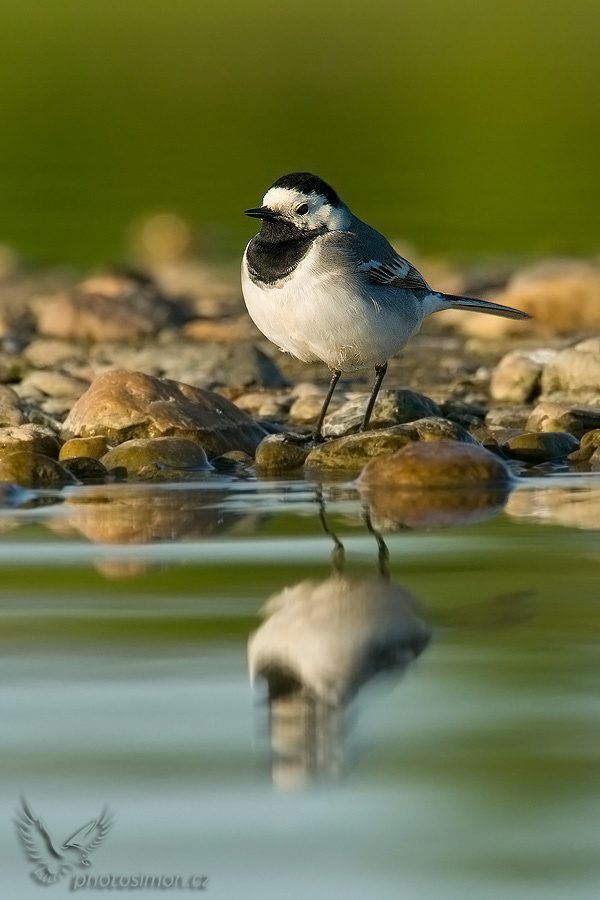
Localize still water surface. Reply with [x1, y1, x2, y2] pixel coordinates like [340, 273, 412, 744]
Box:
[1, 475, 599, 898]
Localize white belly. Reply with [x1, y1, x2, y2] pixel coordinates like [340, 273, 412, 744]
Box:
[242, 245, 422, 372]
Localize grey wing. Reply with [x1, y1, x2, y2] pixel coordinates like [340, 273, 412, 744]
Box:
[326, 219, 429, 292]
[14, 798, 63, 867]
[64, 807, 113, 854]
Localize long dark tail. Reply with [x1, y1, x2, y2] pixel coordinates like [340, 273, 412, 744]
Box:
[441, 293, 531, 320]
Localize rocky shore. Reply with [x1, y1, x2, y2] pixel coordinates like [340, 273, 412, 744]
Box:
[1, 250, 600, 492]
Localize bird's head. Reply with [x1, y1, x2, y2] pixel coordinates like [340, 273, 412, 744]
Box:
[245, 172, 350, 242]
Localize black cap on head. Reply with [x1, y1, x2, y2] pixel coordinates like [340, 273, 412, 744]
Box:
[269, 172, 340, 207]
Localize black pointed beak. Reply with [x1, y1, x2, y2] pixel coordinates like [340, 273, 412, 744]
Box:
[244, 206, 282, 221]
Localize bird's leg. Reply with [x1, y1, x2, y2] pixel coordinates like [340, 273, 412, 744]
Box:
[312, 368, 341, 442]
[359, 362, 388, 432]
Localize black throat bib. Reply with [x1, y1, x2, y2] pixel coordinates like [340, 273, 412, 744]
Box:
[246, 220, 325, 285]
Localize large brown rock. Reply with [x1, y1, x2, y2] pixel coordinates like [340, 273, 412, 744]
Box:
[61, 369, 266, 457]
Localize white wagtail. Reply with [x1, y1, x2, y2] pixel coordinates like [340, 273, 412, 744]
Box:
[242, 172, 530, 440]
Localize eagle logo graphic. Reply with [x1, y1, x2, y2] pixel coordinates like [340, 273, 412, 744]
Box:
[15, 797, 113, 884]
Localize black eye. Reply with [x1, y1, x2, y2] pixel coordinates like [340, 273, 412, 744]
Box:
[295, 203, 309, 215]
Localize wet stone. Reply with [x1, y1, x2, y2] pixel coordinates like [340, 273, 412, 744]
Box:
[60, 456, 109, 484]
[61, 369, 266, 458]
[359, 442, 513, 529]
[359, 440, 513, 489]
[526, 402, 600, 439]
[305, 417, 477, 471]
[0, 451, 79, 488]
[568, 430, 600, 463]
[0, 424, 60, 458]
[59, 436, 114, 461]
[254, 434, 311, 472]
[503, 431, 579, 463]
[100, 437, 213, 482]
[0, 404, 27, 427]
[323, 389, 441, 438]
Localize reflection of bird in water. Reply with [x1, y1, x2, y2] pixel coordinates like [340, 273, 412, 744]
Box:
[248, 507, 430, 789]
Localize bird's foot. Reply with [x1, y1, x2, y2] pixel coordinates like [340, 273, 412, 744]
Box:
[285, 430, 326, 445]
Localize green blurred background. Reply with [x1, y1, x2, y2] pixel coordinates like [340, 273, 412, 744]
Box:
[0, 0, 598, 266]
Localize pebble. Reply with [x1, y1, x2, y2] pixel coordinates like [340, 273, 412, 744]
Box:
[526, 402, 600, 439]
[490, 348, 557, 404]
[323, 389, 441, 438]
[359, 440, 513, 489]
[60, 456, 109, 484]
[61, 369, 266, 458]
[541, 338, 600, 402]
[17, 370, 90, 400]
[288, 393, 333, 424]
[568, 430, 600, 463]
[24, 338, 88, 370]
[59, 436, 114, 461]
[305, 417, 477, 471]
[0, 451, 78, 488]
[0, 423, 60, 458]
[100, 437, 213, 482]
[485, 406, 531, 431]
[31, 272, 185, 342]
[254, 434, 311, 472]
[0, 384, 22, 407]
[359, 439, 513, 529]
[502, 431, 579, 463]
[0, 404, 27, 427]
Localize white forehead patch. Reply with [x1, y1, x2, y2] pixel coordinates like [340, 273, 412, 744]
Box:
[262, 185, 350, 231]
[262, 187, 306, 209]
